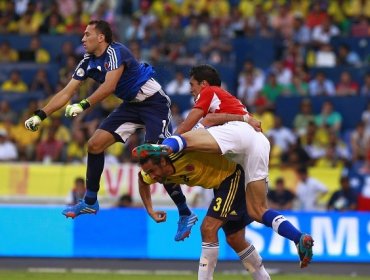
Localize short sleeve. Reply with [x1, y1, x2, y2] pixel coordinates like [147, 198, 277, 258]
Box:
[140, 170, 156, 185]
[72, 54, 90, 81]
[107, 45, 124, 71]
[193, 88, 213, 117]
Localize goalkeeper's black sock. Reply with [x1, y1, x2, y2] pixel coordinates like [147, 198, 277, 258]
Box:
[164, 184, 191, 216]
[84, 152, 105, 205]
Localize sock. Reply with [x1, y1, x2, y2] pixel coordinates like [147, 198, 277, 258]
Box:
[262, 209, 302, 244]
[238, 245, 270, 280]
[163, 184, 191, 216]
[162, 135, 187, 153]
[198, 242, 219, 280]
[84, 152, 105, 205]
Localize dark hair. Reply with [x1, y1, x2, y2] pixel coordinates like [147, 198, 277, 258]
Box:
[139, 155, 164, 166]
[189, 64, 221, 86]
[88, 20, 113, 44]
[75, 177, 85, 184]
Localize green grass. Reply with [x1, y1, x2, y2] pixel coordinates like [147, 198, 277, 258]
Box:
[0, 271, 369, 280]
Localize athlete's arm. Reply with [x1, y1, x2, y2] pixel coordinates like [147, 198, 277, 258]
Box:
[201, 113, 262, 132]
[86, 65, 124, 106]
[138, 171, 167, 223]
[42, 79, 82, 115]
[175, 108, 204, 134]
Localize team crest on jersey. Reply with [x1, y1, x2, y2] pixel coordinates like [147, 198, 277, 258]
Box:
[104, 61, 110, 70]
[185, 164, 194, 171]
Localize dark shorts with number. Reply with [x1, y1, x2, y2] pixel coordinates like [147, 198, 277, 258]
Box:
[207, 164, 253, 236]
[99, 90, 172, 143]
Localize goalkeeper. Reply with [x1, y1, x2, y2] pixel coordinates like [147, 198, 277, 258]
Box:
[24, 20, 196, 242]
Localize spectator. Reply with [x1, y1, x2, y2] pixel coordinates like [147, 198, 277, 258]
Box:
[36, 127, 64, 163]
[66, 129, 87, 163]
[251, 98, 274, 133]
[305, 2, 328, 29]
[0, 128, 18, 161]
[314, 43, 336, 67]
[66, 177, 86, 206]
[267, 177, 295, 210]
[281, 138, 311, 168]
[293, 98, 315, 136]
[184, 15, 210, 39]
[124, 16, 145, 41]
[291, 13, 310, 45]
[115, 193, 135, 208]
[0, 100, 17, 124]
[296, 166, 328, 211]
[311, 17, 340, 46]
[165, 71, 190, 95]
[308, 72, 335, 96]
[237, 72, 261, 108]
[335, 71, 359, 96]
[327, 176, 358, 211]
[267, 116, 296, 153]
[336, 44, 361, 67]
[201, 24, 232, 64]
[261, 73, 285, 104]
[285, 75, 309, 96]
[1, 70, 28, 93]
[362, 102, 370, 134]
[11, 113, 41, 161]
[360, 73, 370, 96]
[270, 3, 294, 39]
[30, 69, 54, 97]
[315, 101, 342, 133]
[0, 41, 19, 62]
[270, 60, 292, 86]
[351, 122, 369, 162]
[28, 36, 51, 64]
[351, 15, 369, 37]
[238, 60, 265, 91]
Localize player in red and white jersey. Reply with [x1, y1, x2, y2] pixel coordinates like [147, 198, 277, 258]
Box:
[159, 64, 314, 270]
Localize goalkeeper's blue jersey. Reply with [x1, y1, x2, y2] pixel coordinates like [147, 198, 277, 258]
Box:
[72, 42, 155, 101]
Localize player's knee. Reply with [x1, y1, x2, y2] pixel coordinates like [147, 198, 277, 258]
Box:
[226, 233, 238, 247]
[247, 203, 265, 223]
[87, 138, 105, 154]
[200, 220, 219, 240]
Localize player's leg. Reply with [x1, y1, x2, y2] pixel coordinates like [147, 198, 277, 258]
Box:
[140, 91, 196, 241]
[246, 179, 314, 268]
[63, 103, 143, 218]
[225, 227, 270, 280]
[163, 129, 222, 153]
[221, 165, 270, 280]
[198, 215, 223, 280]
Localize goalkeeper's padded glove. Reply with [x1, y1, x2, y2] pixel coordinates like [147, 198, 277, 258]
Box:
[65, 99, 90, 117]
[24, 109, 47, 131]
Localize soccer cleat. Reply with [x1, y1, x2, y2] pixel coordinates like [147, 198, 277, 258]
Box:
[296, 233, 314, 268]
[174, 212, 198, 241]
[62, 199, 99, 219]
[132, 144, 170, 160]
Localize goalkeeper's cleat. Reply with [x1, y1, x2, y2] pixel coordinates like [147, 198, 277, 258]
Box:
[175, 212, 198, 241]
[132, 144, 170, 160]
[62, 199, 99, 219]
[296, 233, 314, 268]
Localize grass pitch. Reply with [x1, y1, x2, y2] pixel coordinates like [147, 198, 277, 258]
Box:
[0, 271, 369, 280]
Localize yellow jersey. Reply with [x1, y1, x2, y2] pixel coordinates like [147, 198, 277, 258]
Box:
[141, 151, 237, 189]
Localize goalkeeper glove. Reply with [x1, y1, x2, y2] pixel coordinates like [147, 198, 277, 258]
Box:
[65, 99, 90, 117]
[24, 109, 47, 131]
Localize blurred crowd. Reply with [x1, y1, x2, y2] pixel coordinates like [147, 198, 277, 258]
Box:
[0, 0, 370, 210]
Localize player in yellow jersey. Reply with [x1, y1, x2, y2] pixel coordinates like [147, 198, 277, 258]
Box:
[132, 144, 271, 280]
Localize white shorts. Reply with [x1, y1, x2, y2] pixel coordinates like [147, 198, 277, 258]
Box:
[207, 121, 270, 185]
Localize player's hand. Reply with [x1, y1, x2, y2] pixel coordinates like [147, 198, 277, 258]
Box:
[149, 210, 167, 223]
[65, 99, 90, 117]
[247, 117, 262, 132]
[25, 115, 42, 131]
[65, 103, 84, 117]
